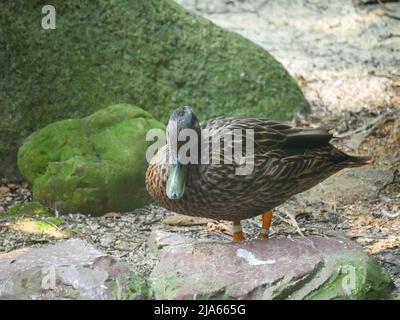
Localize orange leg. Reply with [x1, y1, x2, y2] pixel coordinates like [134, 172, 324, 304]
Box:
[259, 210, 273, 239]
[232, 220, 245, 241]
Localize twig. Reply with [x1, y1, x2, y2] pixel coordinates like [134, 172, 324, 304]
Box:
[33, 217, 62, 231]
[275, 213, 304, 237]
[274, 213, 290, 224]
[336, 114, 395, 149]
[288, 214, 305, 237]
[24, 238, 50, 244]
[381, 33, 400, 41]
[142, 217, 162, 225]
[336, 114, 390, 138]
[332, 194, 337, 214]
[117, 251, 130, 258]
[373, 72, 400, 80]
[358, 0, 399, 5]
[378, 0, 400, 20]
[381, 209, 400, 219]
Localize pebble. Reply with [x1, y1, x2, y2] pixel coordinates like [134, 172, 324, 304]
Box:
[0, 186, 10, 194]
[100, 236, 115, 247]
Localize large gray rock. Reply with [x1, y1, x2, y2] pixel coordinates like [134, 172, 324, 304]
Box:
[299, 168, 394, 205]
[0, 239, 151, 300]
[150, 236, 394, 299]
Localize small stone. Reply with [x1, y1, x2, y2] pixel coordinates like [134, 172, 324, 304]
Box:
[100, 236, 115, 247]
[89, 224, 99, 232]
[0, 186, 10, 195]
[163, 215, 210, 226]
[6, 183, 17, 189]
[380, 196, 391, 203]
[103, 212, 121, 219]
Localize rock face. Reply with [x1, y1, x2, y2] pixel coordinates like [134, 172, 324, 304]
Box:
[1, 0, 309, 179]
[0, 239, 150, 300]
[148, 229, 188, 252]
[0, 236, 394, 300]
[18, 104, 164, 216]
[150, 236, 394, 299]
[300, 168, 394, 205]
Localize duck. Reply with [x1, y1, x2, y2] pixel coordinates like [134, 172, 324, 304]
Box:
[145, 106, 371, 241]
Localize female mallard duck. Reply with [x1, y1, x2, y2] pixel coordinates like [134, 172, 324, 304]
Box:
[146, 106, 371, 241]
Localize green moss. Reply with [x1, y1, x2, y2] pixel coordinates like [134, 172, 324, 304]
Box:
[18, 104, 165, 215]
[34, 220, 56, 232]
[43, 216, 63, 227]
[120, 273, 154, 300]
[6, 201, 50, 217]
[5, 201, 65, 232]
[151, 275, 182, 300]
[195, 290, 231, 300]
[1, 0, 309, 179]
[306, 253, 394, 300]
[150, 249, 394, 300]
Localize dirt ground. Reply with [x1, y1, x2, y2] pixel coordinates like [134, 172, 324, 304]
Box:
[0, 0, 399, 297]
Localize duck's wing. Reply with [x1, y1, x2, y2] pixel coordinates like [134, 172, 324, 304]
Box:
[199, 118, 369, 183]
[202, 118, 333, 154]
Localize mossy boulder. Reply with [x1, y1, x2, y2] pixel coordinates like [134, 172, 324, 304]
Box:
[18, 104, 164, 216]
[1, 0, 309, 179]
[150, 236, 395, 300]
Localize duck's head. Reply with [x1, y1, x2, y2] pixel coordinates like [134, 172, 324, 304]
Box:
[166, 106, 200, 200]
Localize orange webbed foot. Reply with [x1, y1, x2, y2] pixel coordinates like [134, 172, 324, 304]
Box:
[232, 220, 245, 241]
[258, 210, 273, 240]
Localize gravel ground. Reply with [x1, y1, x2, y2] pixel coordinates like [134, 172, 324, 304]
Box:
[176, 0, 400, 115]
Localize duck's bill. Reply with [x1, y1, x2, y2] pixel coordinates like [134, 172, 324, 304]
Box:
[166, 163, 187, 200]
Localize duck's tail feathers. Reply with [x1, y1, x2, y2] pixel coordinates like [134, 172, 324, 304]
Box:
[340, 155, 373, 168]
[285, 128, 333, 149]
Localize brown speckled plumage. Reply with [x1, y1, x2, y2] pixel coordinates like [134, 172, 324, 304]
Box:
[146, 117, 371, 221]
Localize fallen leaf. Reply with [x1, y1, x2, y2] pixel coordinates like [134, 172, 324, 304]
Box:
[358, 214, 375, 226]
[102, 212, 121, 219]
[5, 218, 65, 239]
[206, 221, 232, 236]
[163, 215, 210, 226]
[366, 236, 400, 254]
